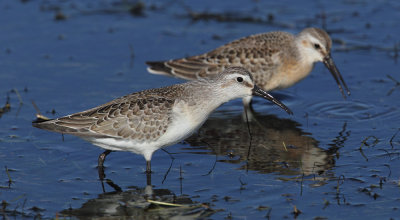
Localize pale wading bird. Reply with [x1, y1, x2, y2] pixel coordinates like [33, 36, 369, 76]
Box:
[146, 27, 350, 107]
[32, 67, 292, 177]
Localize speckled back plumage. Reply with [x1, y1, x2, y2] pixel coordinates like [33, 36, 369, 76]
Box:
[146, 31, 299, 89]
[33, 85, 189, 142]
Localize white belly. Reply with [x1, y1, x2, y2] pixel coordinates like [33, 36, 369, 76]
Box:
[82, 101, 211, 162]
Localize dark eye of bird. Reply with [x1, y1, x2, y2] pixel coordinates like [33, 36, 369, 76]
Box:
[236, 77, 243, 82]
[314, 43, 321, 49]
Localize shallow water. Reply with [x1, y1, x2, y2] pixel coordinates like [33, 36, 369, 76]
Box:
[1, 0, 400, 219]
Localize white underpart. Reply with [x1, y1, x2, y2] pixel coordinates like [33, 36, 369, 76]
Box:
[83, 99, 221, 162]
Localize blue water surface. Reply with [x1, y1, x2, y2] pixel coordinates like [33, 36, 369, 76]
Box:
[1, 0, 400, 219]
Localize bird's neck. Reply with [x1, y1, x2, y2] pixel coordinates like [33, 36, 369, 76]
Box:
[179, 81, 231, 123]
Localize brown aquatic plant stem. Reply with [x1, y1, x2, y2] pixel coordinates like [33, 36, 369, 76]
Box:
[161, 148, 175, 184]
[359, 135, 379, 161]
[390, 128, 400, 149]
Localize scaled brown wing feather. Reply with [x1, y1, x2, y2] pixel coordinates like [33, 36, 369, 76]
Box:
[33, 92, 176, 142]
[146, 32, 290, 81]
[164, 58, 217, 80]
[147, 57, 217, 80]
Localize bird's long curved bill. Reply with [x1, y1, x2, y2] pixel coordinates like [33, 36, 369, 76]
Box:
[252, 85, 293, 115]
[323, 54, 350, 98]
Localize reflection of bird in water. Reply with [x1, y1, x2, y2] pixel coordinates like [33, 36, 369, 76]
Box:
[60, 185, 214, 219]
[184, 112, 335, 176]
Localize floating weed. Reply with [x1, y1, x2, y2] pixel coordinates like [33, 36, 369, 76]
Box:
[265, 207, 272, 219]
[1, 166, 13, 188]
[361, 136, 379, 147]
[330, 122, 350, 152]
[1, 196, 44, 219]
[54, 11, 67, 21]
[147, 199, 183, 207]
[201, 140, 217, 176]
[0, 95, 11, 118]
[11, 88, 23, 105]
[369, 184, 380, 189]
[282, 141, 288, 152]
[31, 100, 51, 122]
[45, 108, 57, 115]
[186, 11, 271, 24]
[292, 205, 301, 218]
[178, 5, 292, 28]
[5, 166, 13, 186]
[359, 136, 379, 161]
[238, 175, 247, 191]
[277, 175, 329, 183]
[257, 205, 269, 211]
[323, 199, 330, 209]
[390, 128, 400, 149]
[130, 1, 146, 16]
[358, 187, 380, 200]
[335, 175, 345, 200]
[386, 75, 400, 96]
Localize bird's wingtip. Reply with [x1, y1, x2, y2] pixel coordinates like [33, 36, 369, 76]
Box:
[146, 61, 172, 75]
[32, 114, 53, 126]
[146, 67, 169, 76]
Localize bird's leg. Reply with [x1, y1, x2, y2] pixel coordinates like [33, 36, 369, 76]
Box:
[105, 179, 122, 192]
[97, 150, 112, 180]
[146, 160, 152, 174]
[98, 150, 112, 167]
[146, 172, 152, 186]
[242, 96, 254, 112]
[146, 160, 152, 185]
[242, 96, 258, 121]
[242, 105, 257, 123]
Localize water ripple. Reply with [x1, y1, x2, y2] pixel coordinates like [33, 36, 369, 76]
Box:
[307, 100, 398, 120]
